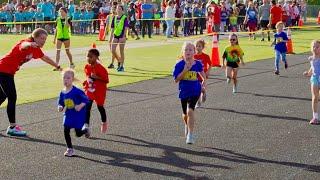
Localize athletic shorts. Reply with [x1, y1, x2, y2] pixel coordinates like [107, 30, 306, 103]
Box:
[310, 75, 320, 86]
[174, 20, 180, 27]
[227, 61, 239, 69]
[260, 20, 269, 28]
[181, 96, 200, 115]
[57, 38, 70, 42]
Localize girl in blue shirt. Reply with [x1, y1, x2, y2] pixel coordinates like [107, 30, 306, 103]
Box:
[58, 69, 89, 157]
[303, 40, 320, 125]
[173, 42, 206, 144]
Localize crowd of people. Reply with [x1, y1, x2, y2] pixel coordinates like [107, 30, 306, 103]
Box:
[0, 0, 309, 37]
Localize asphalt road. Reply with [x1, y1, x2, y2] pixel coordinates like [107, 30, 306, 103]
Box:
[0, 53, 319, 179]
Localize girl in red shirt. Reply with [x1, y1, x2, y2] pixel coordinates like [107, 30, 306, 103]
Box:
[83, 49, 109, 135]
[0, 28, 61, 136]
[194, 39, 211, 107]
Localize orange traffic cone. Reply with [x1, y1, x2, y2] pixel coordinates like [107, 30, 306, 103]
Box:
[318, 11, 320, 24]
[211, 33, 221, 67]
[92, 43, 96, 49]
[286, 28, 294, 54]
[298, 19, 303, 26]
[98, 21, 106, 41]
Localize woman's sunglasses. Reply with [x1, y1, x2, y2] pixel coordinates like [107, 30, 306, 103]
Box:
[230, 39, 237, 41]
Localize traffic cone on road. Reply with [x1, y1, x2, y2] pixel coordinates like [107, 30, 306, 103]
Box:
[211, 33, 221, 67]
[286, 28, 294, 54]
[318, 11, 320, 24]
[98, 21, 106, 41]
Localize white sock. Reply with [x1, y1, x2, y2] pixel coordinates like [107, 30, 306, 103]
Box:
[313, 112, 318, 119]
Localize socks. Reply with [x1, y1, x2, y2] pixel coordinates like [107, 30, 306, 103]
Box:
[313, 112, 318, 119]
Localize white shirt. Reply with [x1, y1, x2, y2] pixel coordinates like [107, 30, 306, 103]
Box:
[165, 6, 175, 19]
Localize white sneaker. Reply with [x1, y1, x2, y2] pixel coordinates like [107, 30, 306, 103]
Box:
[64, 148, 74, 157]
[69, 63, 75, 69]
[184, 125, 188, 137]
[186, 133, 195, 144]
[233, 85, 237, 93]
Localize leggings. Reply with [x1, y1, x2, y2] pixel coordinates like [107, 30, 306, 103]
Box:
[0, 73, 17, 124]
[64, 126, 86, 148]
[85, 100, 107, 125]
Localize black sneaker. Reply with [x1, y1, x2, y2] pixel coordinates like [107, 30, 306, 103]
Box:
[261, 38, 265, 41]
[117, 66, 124, 72]
[107, 64, 114, 69]
[285, 63, 288, 69]
[274, 70, 280, 75]
[268, 36, 271, 42]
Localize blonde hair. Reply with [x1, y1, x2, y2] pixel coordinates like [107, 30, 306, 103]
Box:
[311, 39, 320, 54]
[180, 41, 195, 59]
[62, 68, 78, 81]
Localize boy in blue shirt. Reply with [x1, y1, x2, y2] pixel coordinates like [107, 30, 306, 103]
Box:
[58, 69, 89, 157]
[271, 22, 288, 75]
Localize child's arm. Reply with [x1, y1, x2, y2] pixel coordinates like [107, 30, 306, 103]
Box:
[239, 56, 245, 66]
[303, 67, 312, 77]
[58, 92, 65, 112]
[75, 90, 88, 112]
[199, 70, 207, 90]
[90, 67, 109, 83]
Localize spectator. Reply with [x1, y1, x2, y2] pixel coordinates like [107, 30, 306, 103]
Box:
[165, 0, 175, 38]
[268, 0, 282, 30]
[141, 0, 154, 38]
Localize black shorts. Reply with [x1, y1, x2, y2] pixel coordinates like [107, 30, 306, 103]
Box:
[181, 96, 200, 115]
[271, 24, 276, 30]
[57, 38, 70, 42]
[260, 20, 269, 28]
[174, 20, 180, 27]
[227, 61, 239, 69]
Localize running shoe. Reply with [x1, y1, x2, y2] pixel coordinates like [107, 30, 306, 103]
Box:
[108, 64, 114, 69]
[117, 66, 124, 72]
[186, 133, 195, 144]
[101, 122, 108, 133]
[274, 70, 280, 75]
[285, 62, 288, 69]
[309, 118, 320, 125]
[6, 125, 27, 136]
[227, 77, 231, 84]
[233, 85, 237, 93]
[69, 63, 75, 69]
[64, 148, 74, 157]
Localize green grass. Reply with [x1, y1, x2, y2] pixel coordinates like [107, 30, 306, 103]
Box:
[0, 29, 319, 105]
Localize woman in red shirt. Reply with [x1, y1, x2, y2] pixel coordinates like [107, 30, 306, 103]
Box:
[0, 28, 61, 136]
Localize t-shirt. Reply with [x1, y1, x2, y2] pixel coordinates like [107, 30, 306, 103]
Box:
[110, 15, 129, 38]
[270, 5, 282, 25]
[41, 2, 54, 18]
[14, 12, 23, 22]
[58, 86, 88, 129]
[223, 45, 244, 63]
[259, 4, 270, 21]
[141, 3, 153, 19]
[194, 53, 211, 73]
[34, 12, 44, 21]
[212, 5, 221, 24]
[84, 62, 109, 93]
[173, 60, 203, 99]
[246, 8, 257, 21]
[274, 31, 288, 53]
[0, 39, 44, 75]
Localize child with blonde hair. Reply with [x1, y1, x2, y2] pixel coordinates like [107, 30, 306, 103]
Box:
[58, 69, 89, 157]
[173, 42, 207, 144]
[303, 40, 320, 125]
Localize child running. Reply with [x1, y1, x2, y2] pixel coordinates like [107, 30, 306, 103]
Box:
[173, 42, 207, 144]
[303, 40, 320, 125]
[271, 21, 288, 75]
[58, 69, 89, 157]
[222, 33, 245, 93]
[83, 49, 109, 135]
[194, 39, 212, 107]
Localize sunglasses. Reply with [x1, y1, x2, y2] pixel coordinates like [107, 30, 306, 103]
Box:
[230, 39, 237, 41]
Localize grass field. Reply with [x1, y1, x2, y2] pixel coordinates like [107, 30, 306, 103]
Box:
[0, 28, 319, 105]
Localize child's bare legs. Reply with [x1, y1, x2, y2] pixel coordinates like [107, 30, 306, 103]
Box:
[182, 114, 188, 136]
[64, 40, 74, 67]
[119, 39, 126, 68]
[187, 108, 195, 134]
[232, 68, 239, 93]
[311, 85, 319, 124]
[55, 40, 63, 68]
[226, 66, 232, 83]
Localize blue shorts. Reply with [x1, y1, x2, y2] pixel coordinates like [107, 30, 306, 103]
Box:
[310, 75, 320, 86]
